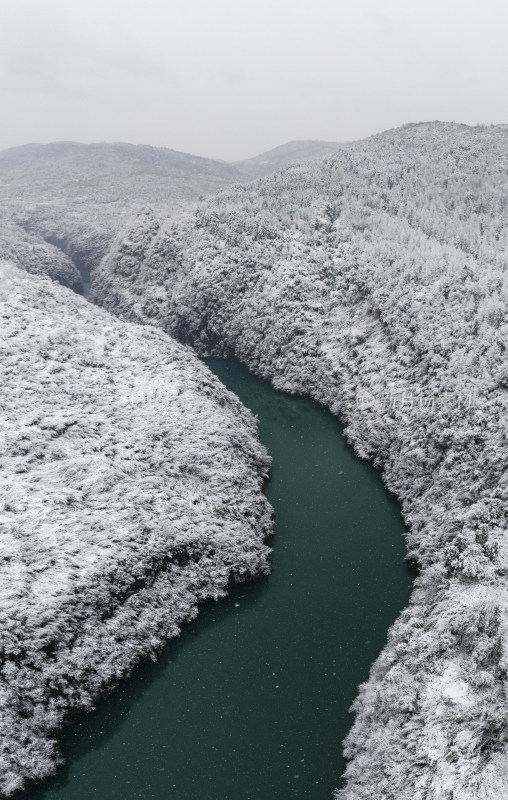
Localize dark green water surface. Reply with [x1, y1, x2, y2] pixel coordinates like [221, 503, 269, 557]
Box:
[23, 359, 414, 800]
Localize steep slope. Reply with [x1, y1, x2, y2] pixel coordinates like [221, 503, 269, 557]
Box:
[233, 139, 341, 178]
[91, 121, 508, 800]
[0, 217, 81, 291]
[0, 262, 272, 796]
[0, 142, 246, 289]
[0, 138, 343, 290]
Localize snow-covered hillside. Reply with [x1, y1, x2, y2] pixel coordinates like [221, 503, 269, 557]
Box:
[0, 141, 243, 203]
[0, 263, 272, 796]
[0, 141, 246, 292]
[0, 217, 81, 291]
[91, 122, 508, 800]
[0, 139, 344, 294]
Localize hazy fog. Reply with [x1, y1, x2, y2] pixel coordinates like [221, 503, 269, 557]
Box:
[1, 0, 506, 160]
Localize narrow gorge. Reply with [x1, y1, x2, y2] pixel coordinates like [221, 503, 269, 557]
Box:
[1, 122, 506, 800]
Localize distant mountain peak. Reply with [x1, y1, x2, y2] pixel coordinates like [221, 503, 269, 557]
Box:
[233, 139, 342, 178]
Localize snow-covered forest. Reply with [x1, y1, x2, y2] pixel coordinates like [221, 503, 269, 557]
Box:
[0, 140, 334, 295]
[0, 141, 246, 293]
[0, 263, 272, 795]
[90, 122, 508, 800]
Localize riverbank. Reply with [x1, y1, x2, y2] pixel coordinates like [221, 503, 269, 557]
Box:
[0, 265, 272, 796]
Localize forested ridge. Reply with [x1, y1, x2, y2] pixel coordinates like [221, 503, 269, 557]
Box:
[0, 141, 246, 294]
[0, 139, 339, 294]
[0, 263, 272, 795]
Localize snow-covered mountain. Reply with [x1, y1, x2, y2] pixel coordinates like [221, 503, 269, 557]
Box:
[0, 262, 272, 796]
[0, 139, 345, 294]
[91, 121, 508, 800]
[233, 139, 341, 178]
[0, 141, 246, 293]
[0, 141, 244, 204]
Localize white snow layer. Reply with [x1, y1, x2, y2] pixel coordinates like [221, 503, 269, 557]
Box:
[91, 122, 508, 800]
[0, 262, 272, 795]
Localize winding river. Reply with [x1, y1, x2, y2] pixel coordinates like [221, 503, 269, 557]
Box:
[22, 359, 414, 800]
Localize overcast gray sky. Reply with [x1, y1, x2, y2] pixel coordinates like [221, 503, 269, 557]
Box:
[0, 0, 506, 160]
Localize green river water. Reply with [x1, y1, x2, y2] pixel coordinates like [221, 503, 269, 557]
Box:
[22, 359, 414, 800]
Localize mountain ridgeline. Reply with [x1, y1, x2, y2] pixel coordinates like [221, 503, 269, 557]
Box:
[0, 139, 340, 293]
[233, 139, 341, 178]
[90, 122, 508, 800]
[0, 141, 243, 293]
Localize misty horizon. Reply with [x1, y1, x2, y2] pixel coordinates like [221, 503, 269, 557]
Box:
[1, 0, 506, 160]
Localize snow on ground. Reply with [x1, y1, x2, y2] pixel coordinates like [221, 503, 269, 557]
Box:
[0, 217, 82, 291]
[0, 141, 248, 294]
